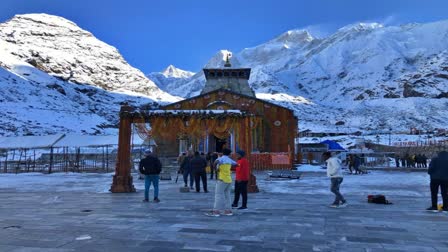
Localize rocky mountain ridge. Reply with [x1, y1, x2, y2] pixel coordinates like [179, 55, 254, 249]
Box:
[148, 21, 448, 133]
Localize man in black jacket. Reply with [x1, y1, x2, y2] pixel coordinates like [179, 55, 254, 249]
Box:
[190, 151, 208, 193]
[427, 151, 448, 211]
[139, 149, 162, 203]
[181, 151, 194, 189]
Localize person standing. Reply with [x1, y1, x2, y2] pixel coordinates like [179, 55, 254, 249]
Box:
[139, 149, 162, 203]
[423, 154, 428, 168]
[206, 148, 237, 217]
[190, 151, 208, 193]
[181, 151, 194, 189]
[209, 152, 219, 180]
[394, 154, 400, 168]
[323, 152, 347, 208]
[426, 151, 448, 211]
[232, 150, 250, 210]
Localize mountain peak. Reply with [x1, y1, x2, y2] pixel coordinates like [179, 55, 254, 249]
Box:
[161, 65, 194, 78]
[10, 13, 85, 32]
[338, 22, 384, 33]
[273, 29, 314, 44]
[204, 50, 243, 68]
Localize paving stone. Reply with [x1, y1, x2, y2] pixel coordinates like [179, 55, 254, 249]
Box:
[0, 171, 447, 251]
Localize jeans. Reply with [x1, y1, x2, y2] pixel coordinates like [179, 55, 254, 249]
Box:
[214, 180, 232, 211]
[430, 179, 448, 208]
[330, 177, 345, 204]
[209, 165, 217, 180]
[144, 175, 159, 200]
[183, 170, 194, 188]
[194, 171, 208, 192]
[233, 180, 248, 207]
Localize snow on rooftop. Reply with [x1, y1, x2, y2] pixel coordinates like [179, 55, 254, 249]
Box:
[53, 134, 119, 148]
[0, 134, 64, 149]
[0, 134, 146, 149]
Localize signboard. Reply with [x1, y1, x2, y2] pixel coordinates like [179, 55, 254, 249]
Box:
[271, 154, 290, 165]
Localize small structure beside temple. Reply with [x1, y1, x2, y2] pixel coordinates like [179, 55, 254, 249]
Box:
[110, 54, 298, 193]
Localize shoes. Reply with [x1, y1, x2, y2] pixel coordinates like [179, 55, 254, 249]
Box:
[196, 191, 200, 193]
[329, 203, 339, 208]
[153, 198, 160, 203]
[184, 184, 188, 187]
[231, 204, 238, 209]
[426, 206, 438, 211]
[204, 190, 209, 193]
[442, 208, 448, 212]
[205, 211, 220, 217]
[190, 187, 194, 190]
[237, 206, 247, 210]
[339, 201, 348, 208]
[142, 199, 149, 202]
[222, 210, 233, 216]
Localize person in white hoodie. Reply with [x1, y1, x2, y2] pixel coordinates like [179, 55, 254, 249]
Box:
[323, 152, 347, 208]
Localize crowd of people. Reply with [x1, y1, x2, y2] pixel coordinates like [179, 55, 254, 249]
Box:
[139, 148, 250, 216]
[394, 153, 428, 168]
[344, 154, 367, 175]
[138, 148, 448, 214]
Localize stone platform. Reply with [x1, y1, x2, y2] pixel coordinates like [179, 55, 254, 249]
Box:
[0, 171, 447, 252]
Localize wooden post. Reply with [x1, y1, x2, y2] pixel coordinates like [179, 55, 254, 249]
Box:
[49, 147, 54, 174]
[33, 149, 36, 172]
[106, 146, 109, 172]
[243, 117, 259, 193]
[4, 151, 8, 173]
[110, 104, 136, 193]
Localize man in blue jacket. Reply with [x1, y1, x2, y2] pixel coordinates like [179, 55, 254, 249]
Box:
[427, 151, 448, 211]
[139, 149, 162, 203]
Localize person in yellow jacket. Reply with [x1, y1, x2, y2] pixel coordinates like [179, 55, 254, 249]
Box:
[205, 148, 237, 217]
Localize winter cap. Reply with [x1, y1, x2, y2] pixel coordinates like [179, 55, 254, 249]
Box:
[144, 149, 152, 155]
[236, 150, 246, 157]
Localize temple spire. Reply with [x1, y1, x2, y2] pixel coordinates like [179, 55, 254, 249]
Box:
[224, 52, 231, 67]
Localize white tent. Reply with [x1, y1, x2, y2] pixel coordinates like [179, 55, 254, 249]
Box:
[0, 134, 64, 150]
[0, 134, 148, 149]
[53, 135, 119, 148]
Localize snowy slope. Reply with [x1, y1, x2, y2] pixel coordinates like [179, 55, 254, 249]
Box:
[146, 65, 194, 94]
[147, 21, 448, 133]
[0, 44, 154, 135]
[0, 14, 179, 101]
[0, 14, 180, 136]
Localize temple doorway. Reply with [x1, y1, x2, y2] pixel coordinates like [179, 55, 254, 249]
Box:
[215, 136, 227, 153]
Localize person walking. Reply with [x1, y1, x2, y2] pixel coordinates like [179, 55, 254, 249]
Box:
[426, 151, 448, 212]
[323, 152, 347, 208]
[181, 151, 194, 189]
[139, 149, 162, 203]
[190, 151, 208, 193]
[232, 150, 250, 210]
[206, 148, 237, 217]
[353, 155, 362, 174]
[346, 154, 354, 174]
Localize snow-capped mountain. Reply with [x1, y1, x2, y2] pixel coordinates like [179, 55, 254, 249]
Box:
[146, 65, 194, 94]
[147, 21, 448, 133]
[0, 14, 179, 101]
[0, 14, 179, 136]
[1, 13, 448, 136]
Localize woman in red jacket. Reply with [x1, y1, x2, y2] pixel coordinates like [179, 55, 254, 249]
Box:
[232, 150, 250, 210]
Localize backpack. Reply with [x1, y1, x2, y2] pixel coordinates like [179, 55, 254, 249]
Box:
[367, 194, 392, 204]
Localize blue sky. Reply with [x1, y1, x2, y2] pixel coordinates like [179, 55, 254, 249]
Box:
[1, 0, 447, 73]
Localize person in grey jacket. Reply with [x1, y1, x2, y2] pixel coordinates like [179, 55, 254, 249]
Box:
[323, 152, 347, 208]
[427, 151, 448, 211]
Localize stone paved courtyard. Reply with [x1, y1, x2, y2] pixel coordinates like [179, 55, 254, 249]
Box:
[0, 170, 447, 252]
